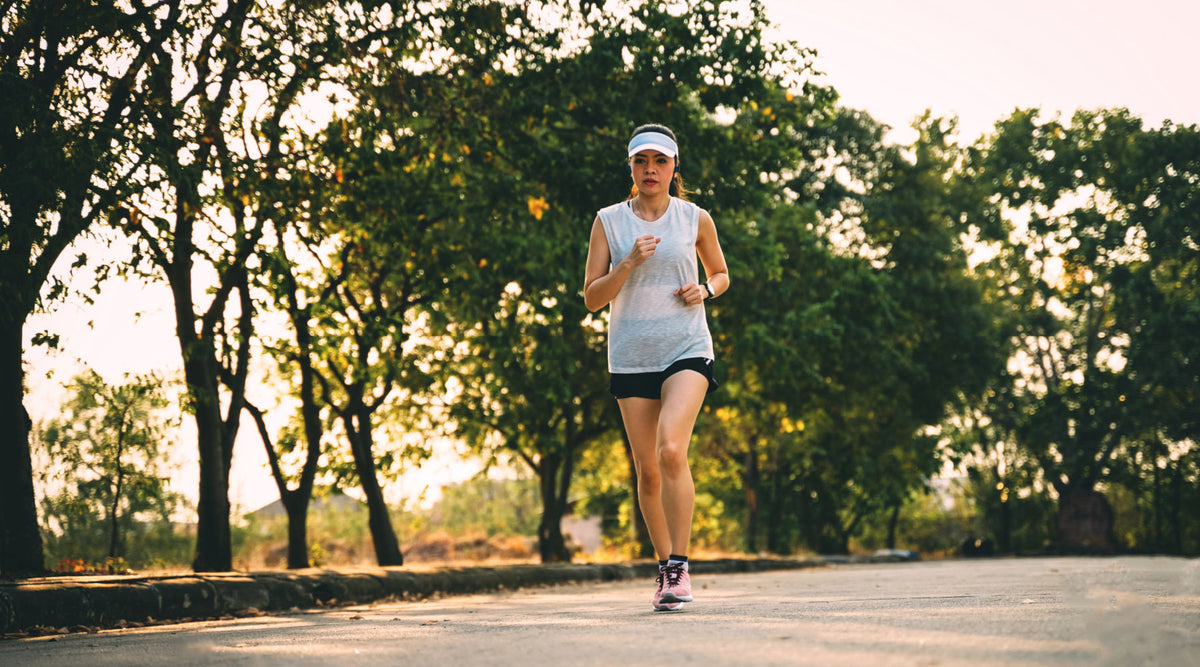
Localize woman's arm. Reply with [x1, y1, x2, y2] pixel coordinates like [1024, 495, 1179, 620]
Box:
[697, 209, 729, 297]
[675, 209, 729, 305]
[583, 216, 660, 312]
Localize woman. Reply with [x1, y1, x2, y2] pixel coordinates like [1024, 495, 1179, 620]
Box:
[583, 124, 729, 612]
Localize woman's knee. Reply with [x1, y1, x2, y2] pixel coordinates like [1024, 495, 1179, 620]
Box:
[656, 439, 689, 471]
[633, 459, 661, 491]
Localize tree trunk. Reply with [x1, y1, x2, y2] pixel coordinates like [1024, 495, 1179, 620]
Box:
[168, 184, 235, 573]
[1152, 460, 1162, 548]
[1055, 483, 1115, 552]
[827, 522, 851, 555]
[246, 398, 318, 570]
[109, 429, 126, 561]
[743, 436, 760, 554]
[885, 500, 901, 550]
[283, 492, 312, 569]
[537, 453, 572, 563]
[247, 256, 326, 570]
[0, 321, 45, 576]
[286, 284, 322, 569]
[619, 424, 653, 558]
[1170, 463, 1183, 555]
[187, 354, 233, 572]
[766, 452, 788, 554]
[998, 484, 1012, 553]
[345, 411, 403, 566]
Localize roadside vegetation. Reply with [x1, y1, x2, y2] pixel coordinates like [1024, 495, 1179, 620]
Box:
[4, 0, 1196, 577]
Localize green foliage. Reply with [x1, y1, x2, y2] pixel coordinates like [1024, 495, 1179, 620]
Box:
[236, 479, 541, 567]
[238, 498, 373, 568]
[426, 476, 541, 538]
[853, 484, 977, 557]
[0, 0, 158, 311]
[1105, 442, 1200, 555]
[52, 557, 132, 576]
[955, 108, 1199, 552]
[559, 437, 625, 532]
[11, 0, 1197, 572]
[35, 370, 193, 569]
[963, 464, 1056, 554]
[695, 109, 1007, 556]
[402, 0, 837, 563]
[1, 0, 180, 576]
[108, 0, 430, 570]
[943, 384, 1057, 555]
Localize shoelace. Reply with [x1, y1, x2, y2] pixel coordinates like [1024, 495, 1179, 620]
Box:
[654, 571, 665, 593]
[663, 563, 686, 587]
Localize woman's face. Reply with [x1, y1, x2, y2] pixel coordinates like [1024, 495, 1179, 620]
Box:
[629, 150, 675, 196]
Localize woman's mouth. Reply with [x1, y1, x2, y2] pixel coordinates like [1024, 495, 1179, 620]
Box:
[643, 179, 659, 186]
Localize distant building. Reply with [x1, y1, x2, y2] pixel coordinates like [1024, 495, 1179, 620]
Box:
[561, 514, 602, 554]
[244, 491, 366, 521]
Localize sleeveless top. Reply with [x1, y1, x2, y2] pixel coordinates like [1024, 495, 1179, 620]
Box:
[598, 197, 714, 374]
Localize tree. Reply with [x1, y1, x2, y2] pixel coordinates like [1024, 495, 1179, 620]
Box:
[812, 113, 1006, 551]
[119, 0, 390, 571]
[244, 159, 404, 568]
[698, 109, 1005, 555]
[964, 108, 1199, 551]
[35, 370, 190, 568]
[943, 380, 1056, 554]
[695, 200, 845, 553]
[0, 0, 178, 576]
[425, 0, 837, 561]
[243, 1, 560, 567]
[1106, 119, 1199, 449]
[243, 387, 325, 568]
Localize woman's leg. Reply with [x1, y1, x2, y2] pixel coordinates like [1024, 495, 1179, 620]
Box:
[618, 397, 672, 560]
[656, 370, 710, 556]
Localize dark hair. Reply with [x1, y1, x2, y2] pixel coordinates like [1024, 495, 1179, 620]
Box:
[627, 124, 689, 201]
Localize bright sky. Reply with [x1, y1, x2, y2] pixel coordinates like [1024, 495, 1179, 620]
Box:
[762, 0, 1200, 141]
[24, 0, 1200, 516]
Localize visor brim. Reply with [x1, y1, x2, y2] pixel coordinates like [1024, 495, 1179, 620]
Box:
[628, 142, 677, 158]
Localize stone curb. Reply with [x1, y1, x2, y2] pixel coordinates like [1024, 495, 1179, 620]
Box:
[0, 554, 912, 636]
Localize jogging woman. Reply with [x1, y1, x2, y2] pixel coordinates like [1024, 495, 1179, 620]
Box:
[583, 124, 729, 611]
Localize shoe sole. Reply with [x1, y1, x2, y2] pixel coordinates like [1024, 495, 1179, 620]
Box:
[659, 592, 693, 603]
[654, 603, 684, 612]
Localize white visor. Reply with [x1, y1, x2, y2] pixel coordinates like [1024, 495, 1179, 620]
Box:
[627, 131, 678, 158]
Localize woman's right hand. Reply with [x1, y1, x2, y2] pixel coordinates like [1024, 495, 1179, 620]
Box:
[624, 234, 661, 268]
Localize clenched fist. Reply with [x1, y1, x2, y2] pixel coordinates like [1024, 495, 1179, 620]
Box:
[674, 282, 705, 306]
[624, 234, 661, 268]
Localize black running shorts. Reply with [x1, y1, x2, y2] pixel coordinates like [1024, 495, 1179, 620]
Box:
[609, 357, 718, 400]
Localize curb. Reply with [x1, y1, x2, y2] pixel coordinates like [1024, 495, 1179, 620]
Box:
[0, 554, 913, 637]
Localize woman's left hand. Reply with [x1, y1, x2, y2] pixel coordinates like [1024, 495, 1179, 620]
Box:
[674, 282, 705, 306]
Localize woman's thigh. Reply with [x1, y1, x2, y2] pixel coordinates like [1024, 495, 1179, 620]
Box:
[657, 370, 709, 445]
[618, 397, 661, 467]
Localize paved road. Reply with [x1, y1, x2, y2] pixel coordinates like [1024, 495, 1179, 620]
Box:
[3, 556, 1197, 666]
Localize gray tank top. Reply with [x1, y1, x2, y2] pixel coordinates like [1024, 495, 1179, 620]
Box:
[598, 197, 714, 373]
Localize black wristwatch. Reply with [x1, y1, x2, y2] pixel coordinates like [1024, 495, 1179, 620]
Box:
[702, 282, 715, 300]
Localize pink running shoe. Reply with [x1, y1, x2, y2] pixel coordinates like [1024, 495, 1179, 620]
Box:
[652, 568, 683, 611]
[659, 562, 693, 603]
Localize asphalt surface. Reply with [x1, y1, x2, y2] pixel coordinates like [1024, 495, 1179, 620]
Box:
[0, 556, 835, 636]
[2, 556, 1197, 666]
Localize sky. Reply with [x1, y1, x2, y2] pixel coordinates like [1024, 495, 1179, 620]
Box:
[23, 0, 1200, 515]
[762, 0, 1200, 141]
